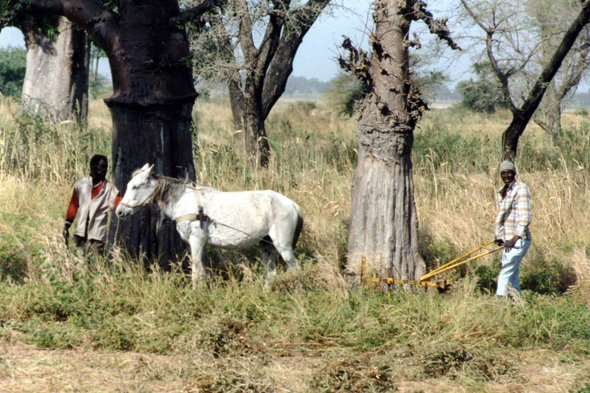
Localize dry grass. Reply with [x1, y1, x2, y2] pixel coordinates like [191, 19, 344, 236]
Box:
[2, 97, 590, 392]
[569, 248, 590, 304]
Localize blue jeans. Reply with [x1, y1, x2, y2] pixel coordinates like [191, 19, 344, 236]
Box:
[496, 238, 531, 297]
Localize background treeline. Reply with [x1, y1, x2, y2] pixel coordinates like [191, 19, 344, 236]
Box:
[4, 44, 590, 114]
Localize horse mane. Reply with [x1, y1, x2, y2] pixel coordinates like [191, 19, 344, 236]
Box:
[152, 174, 195, 205]
[131, 168, 144, 178]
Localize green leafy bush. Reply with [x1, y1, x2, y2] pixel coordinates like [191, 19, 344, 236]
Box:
[457, 62, 506, 114]
[325, 71, 369, 117]
[0, 46, 26, 98]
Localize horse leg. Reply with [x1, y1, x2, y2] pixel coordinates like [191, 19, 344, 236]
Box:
[189, 234, 207, 290]
[271, 236, 301, 291]
[261, 236, 277, 290]
[278, 248, 299, 270]
[269, 226, 300, 271]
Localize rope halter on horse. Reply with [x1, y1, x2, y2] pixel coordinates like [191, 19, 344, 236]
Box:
[118, 181, 157, 212]
[119, 196, 153, 211]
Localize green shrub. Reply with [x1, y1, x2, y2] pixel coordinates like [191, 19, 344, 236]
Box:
[474, 263, 501, 293]
[0, 245, 28, 283]
[325, 71, 369, 117]
[521, 258, 574, 295]
[456, 62, 506, 114]
[0, 46, 26, 99]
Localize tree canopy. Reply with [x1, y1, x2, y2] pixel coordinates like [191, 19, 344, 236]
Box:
[457, 62, 506, 113]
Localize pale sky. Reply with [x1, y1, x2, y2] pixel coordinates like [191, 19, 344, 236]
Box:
[0, 0, 467, 84]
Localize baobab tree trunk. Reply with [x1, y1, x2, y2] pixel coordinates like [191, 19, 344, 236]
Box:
[345, 0, 426, 282]
[21, 16, 89, 123]
[9, 0, 218, 267]
[108, 102, 195, 265]
[102, 2, 197, 267]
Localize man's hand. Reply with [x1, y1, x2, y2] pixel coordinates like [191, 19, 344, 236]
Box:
[63, 223, 71, 247]
[494, 238, 504, 246]
[504, 235, 520, 250]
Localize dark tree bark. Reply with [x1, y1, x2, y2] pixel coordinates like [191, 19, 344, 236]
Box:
[228, 69, 245, 132]
[341, 0, 459, 283]
[462, 0, 590, 159]
[186, 0, 329, 163]
[233, 0, 330, 167]
[20, 16, 89, 123]
[104, 2, 199, 266]
[10, 0, 217, 266]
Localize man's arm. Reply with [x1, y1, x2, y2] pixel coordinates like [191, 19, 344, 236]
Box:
[63, 189, 79, 244]
[114, 194, 122, 209]
[515, 184, 532, 239]
[505, 184, 531, 248]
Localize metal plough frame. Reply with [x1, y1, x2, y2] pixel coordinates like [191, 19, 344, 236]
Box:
[361, 240, 504, 293]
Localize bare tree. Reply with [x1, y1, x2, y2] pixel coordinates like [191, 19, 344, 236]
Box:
[531, 1, 590, 144]
[186, 0, 331, 167]
[3, 0, 219, 266]
[340, 0, 459, 283]
[20, 16, 90, 123]
[460, 0, 590, 157]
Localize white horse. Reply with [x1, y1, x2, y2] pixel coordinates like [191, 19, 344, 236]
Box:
[115, 164, 303, 288]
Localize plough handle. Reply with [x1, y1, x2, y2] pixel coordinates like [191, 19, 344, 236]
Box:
[419, 240, 502, 282]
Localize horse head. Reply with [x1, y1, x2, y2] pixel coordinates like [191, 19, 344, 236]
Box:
[116, 163, 156, 219]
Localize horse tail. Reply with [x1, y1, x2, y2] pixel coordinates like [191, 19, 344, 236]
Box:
[292, 203, 304, 249]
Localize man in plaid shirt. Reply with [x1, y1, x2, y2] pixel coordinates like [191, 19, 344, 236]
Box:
[493, 160, 532, 297]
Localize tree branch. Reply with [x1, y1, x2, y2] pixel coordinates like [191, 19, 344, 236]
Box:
[532, 115, 551, 133]
[410, 0, 461, 51]
[22, 0, 119, 52]
[235, 0, 257, 61]
[255, 0, 286, 77]
[337, 36, 372, 86]
[558, 40, 590, 101]
[460, 0, 491, 33]
[503, 0, 590, 157]
[170, 0, 222, 26]
[260, 0, 331, 118]
[462, 0, 518, 113]
[0, 4, 21, 32]
[520, 1, 590, 115]
[486, 31, 518, 113]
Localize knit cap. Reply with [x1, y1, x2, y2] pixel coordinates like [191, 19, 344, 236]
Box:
[499, 160, 516, 173]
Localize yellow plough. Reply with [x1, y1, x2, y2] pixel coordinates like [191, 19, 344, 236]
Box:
[361, 240, 504, 293]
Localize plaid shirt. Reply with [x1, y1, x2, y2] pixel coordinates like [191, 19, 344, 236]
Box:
[495, 180, 531, 241]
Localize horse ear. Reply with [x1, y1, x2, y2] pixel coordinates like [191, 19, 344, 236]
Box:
[141, 163, 150, 171]
[147, 164, 155, 175]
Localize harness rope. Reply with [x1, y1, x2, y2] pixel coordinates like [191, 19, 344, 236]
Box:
[118, 178, 310, 260]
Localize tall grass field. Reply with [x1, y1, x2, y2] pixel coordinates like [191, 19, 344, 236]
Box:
[1, 95, 590, 392]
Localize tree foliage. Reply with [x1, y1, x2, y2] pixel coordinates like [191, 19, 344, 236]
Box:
[185, 0, 331, 167]
[457, 62, 506, 113]
[328, 52, 449, 118]
[0, 46, 26, 98]
[325, 71, 370, 117]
